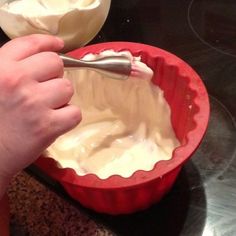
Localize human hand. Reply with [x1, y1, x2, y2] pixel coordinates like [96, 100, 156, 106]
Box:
[0, 34, 81, 182]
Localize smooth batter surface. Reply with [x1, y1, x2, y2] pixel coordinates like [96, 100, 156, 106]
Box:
[46, 51, 180, 179]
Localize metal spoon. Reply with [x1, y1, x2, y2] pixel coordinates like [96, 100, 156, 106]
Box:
[59, 53, 131, 80]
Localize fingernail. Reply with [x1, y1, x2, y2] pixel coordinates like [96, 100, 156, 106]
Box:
[56, 37, 64, 48]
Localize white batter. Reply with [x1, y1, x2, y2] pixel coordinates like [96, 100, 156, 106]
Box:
[0, 0, 100, 34]
[46, 51, 180, 179]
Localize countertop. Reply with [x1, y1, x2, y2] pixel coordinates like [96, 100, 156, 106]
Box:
[8, 171, 112, 235]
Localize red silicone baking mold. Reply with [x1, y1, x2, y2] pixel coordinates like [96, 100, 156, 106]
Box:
[35, 42, 210, 215]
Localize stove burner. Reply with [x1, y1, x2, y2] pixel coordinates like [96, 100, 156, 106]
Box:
[189, 96, 236, 185]
[188, 0, 236, 58]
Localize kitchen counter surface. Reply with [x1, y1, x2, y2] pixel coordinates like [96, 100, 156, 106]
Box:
[8, 171, 112, 235]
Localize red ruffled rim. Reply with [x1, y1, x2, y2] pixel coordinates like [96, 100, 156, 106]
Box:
[36, 42, 210, 189]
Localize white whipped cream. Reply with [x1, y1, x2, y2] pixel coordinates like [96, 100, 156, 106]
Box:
[1, 0, 100, 34]
[46, 51, 180, 179]
[0, 0, 110, 51]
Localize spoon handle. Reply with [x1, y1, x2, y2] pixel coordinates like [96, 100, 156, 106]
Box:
[59, 53, 131, 80]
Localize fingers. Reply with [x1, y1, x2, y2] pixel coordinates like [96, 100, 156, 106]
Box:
[38, 78, 74, 109]
[51, 105, 82, 137]
[19, 51, 64, 82]
[0, 34, 64, 61]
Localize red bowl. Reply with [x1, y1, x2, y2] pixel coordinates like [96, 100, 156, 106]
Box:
[35, 42, 210, 215]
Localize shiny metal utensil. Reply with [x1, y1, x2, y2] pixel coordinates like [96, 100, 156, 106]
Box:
[59, 53, 131, 80]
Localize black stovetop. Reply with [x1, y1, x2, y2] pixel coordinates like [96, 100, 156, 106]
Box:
[1, 1, 236, 235]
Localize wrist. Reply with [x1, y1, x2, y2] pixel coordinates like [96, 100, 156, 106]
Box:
[0, 176, 11, 200]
